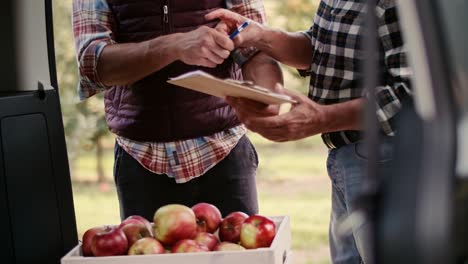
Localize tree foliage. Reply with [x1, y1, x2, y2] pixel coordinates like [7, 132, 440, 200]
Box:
[53, 0, 110, 180]
[265, 0, 319, 94]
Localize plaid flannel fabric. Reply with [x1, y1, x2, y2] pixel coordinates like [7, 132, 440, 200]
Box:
[227, 0, 266, 23]
[73, 0, 265, 182]
[72, 0, 116, 100]
[116, 126, 247, 183]
[302, 0, 412, 135]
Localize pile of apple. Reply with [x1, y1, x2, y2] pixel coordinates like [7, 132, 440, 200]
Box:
[82, 203, 277, 257]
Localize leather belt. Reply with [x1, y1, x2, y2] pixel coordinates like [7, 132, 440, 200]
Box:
[321, 131, 363, 149]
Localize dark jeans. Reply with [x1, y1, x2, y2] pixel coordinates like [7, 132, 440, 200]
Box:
[113, 135, 259, 221]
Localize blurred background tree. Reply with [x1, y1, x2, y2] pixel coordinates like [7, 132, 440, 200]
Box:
[268, 0, 318, 90]
[273, 0, 318, 32]
[53, 0, 110, 183]
[273, 0, 317, 86]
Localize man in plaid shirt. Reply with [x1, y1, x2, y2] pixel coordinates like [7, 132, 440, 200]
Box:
[73, 0, 282, 221]
[207, 0, 412, 263]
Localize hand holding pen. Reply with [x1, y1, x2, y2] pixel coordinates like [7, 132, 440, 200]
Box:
[207, 9, 264, 48]
[229, 21, 250, 40]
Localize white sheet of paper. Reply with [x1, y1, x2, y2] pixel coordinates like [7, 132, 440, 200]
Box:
[168, 70, 296, 105]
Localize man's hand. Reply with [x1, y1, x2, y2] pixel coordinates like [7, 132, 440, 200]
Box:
[227, 82, 283, 117]
[226, 84, 328, 142]
[207, 9, 313, 70]
[206, 9, 264, 48]
[175, 26, 235, 68]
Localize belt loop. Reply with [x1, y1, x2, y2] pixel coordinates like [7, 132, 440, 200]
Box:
[340, 131, 353, 145]
[323, 133, 336, 149]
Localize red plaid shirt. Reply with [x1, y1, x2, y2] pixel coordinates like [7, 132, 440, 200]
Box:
[116, 126, 247, 183]
[73, 0, 265, 183]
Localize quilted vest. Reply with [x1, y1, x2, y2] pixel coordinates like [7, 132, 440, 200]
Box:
[105, 0, 242, 141]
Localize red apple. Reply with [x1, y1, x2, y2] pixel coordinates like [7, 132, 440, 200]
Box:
[191, 202, 222, 233]
[219, 211, 249, 243]
[124, 215, 154, 236]
[240, 215, 276, 249]
[153, 204, 197, 246]
[91, 226, 129, 256]
[214, 242, 246, 251]
[81, 226, 107, 257]
[119, 219, 152, 248]
[194, 232, 219, 251]
[171, 239, 209, 253]
[128, 237, 165, 255]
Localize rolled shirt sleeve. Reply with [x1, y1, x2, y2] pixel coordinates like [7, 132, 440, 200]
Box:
[72, 0, 116, 100]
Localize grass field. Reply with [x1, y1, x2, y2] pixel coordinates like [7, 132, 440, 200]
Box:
[71, 133, 332, 264]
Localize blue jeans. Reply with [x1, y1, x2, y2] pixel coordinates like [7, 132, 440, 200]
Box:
[327, 137, 394, 264]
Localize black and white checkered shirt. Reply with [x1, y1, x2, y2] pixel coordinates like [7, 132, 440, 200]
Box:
[302, 0, 412, 136]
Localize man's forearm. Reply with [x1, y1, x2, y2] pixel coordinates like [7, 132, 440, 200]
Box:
[242, 52, 283, 89]
[97, 34, 180, 86]
[321, 98, 366, 133]
[255, 28, 312, 70]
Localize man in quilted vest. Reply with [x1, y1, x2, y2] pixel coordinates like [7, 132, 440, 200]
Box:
[73, 0, 282, 220]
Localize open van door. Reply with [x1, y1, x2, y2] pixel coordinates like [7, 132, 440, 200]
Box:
[0, 1, 78, 263]
[374, 0, 468, 263]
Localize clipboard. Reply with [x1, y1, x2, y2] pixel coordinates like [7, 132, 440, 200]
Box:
[167, 70, 296, 105]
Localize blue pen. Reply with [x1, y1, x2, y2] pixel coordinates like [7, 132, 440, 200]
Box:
[229, 21, 250, 40]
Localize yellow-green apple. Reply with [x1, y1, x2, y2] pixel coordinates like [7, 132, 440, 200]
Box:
[119, 219, 153, 248]
[240, 215, 276, 249]
[170, 239, 209, 253]
[219, 211, 249, 243]
[128, 237, 165, 255]
[191, 202, 222, 233]
[81, 226, 107, 256]
[214, 242, 246, 251]
[153, 204, 197, 246]
[91, 226, 129, 256]
[124, 215, 154, 236]
[194, 232, 219, 251]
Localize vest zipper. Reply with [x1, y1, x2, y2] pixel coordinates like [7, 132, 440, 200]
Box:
[163, 2, 169, 34]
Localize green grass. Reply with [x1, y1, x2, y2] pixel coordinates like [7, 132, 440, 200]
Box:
[259, 191, 330, 250]
[257, 149, 327, 181]
[72, 183, 120, 229]
[71, 132, 331, 264]
[73, 152, 114, 181]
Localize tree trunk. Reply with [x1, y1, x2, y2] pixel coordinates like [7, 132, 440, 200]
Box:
[96, 136, 105, 183]
[68, 158, 77, 181]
